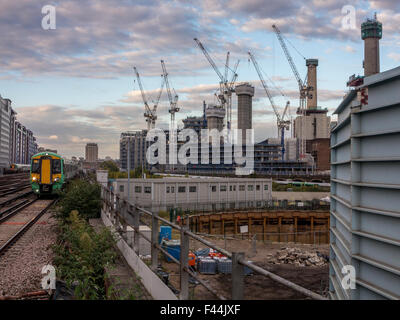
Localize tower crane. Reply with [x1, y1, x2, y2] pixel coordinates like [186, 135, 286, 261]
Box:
[161, 60, 179, 130]
[133, 66, 164, 130]
[248, 51, 290, 161]
[272, 24, 310, 158]
[194, 38, 239, 132]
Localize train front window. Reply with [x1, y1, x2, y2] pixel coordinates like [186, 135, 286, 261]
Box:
[52, 159, 62, 174]
[31, 160, 40, 173]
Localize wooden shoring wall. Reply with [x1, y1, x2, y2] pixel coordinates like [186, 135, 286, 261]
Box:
[184, 210, 330, 245]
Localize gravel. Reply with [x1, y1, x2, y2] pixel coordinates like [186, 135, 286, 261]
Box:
[0, 210, 58, 297]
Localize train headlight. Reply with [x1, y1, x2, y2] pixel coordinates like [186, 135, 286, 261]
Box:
[54, 177, 60, 182]
[32, 177, 37, 181]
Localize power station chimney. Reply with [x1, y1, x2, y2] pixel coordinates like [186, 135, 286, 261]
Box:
[361, 13, 382, 77]
[235, 82, 255, 144]
[306, 59, 318, 109]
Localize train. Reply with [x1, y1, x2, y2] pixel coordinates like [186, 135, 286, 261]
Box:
[4, 163, 31, 174]
[30, 151, 79, 196]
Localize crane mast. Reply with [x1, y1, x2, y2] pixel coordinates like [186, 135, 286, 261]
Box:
[194, 38, 238, 133]
[248, 51, 290, 161]
[134, 66, 157, 130]
[272, 24, 308, 158]
[161, 60, 179, 130]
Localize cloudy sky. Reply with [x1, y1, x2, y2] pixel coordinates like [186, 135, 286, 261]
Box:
[1, 0, 399, 158]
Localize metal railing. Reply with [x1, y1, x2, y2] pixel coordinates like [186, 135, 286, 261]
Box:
[101, 185, 327, 300]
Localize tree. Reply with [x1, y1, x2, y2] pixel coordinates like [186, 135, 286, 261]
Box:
[100, 160, 119, 172]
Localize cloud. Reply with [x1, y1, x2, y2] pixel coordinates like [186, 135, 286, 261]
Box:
[388, 52, 400, 61]
[344, 45, 356, 53]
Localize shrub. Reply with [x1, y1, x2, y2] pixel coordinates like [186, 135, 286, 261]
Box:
[53, 210, 117, 299]
[58, 179, 101, 220]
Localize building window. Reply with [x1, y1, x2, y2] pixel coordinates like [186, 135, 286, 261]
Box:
[211, 185, 216, 192]
[256, 185, 260, 191]
[178, 186, 186, 193]
[135, 186, 142, 193]
[264, 184, 269, 191]
[189, 186, 196, 193]
[119, 185, 124, 192]
[239, 185, 245, 191]
[248, 185, 254, 191]
[220, 185, 227, 192]
[166, 186, 170, 193]
[144, 186, 151, 194]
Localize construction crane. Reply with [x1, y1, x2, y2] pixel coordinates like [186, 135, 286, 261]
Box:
[194, 38, 239, 132]
[272, 24, 310, 158]
[133, 66, 164, 130]
[161, 60, 179, 130]
[248, 51, 290, 161]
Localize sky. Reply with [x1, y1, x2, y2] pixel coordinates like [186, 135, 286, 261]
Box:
[1, 0, 400, 159]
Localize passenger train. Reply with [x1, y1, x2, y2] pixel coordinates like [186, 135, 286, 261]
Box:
[30, 152, 79, 196]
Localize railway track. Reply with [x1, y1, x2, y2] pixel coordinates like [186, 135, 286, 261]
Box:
[0, 199, 56, 257]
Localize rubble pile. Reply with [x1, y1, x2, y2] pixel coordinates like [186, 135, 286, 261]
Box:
[268, 247, 329, 267]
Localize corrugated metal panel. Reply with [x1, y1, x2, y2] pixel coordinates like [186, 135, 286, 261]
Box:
[330, 68, 400, 300]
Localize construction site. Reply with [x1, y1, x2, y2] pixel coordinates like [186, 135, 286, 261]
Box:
[1, 1, 399, 304]
[121, 25, 332, 177]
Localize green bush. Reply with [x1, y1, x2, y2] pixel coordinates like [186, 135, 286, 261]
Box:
[53, 210, 117, 299]
[58, 179, 101, 220]
[100, 160, 119, 172]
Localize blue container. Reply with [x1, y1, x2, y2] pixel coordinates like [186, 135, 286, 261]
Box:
[198, 258, 217, 274]
[159, 226, 172, 244]
[217, 259, 232, 274]
[162, 240, 181, 262]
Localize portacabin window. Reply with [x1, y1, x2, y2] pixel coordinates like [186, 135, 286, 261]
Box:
[189, 186, 196, 193]
[135, 186, 142, 193]
[211, 185, 216, 192]
[144, 186, 151, 194]
[264, 184, 269, 191]
[239, 185, 245, 191]
[166, 186, 170, 193]
[220, 185, 227, 192]
[248, 185, 254, 191]
[256, 185, 260, 191]
[119, 185, 124, 192]
[178, 186, 186, 193]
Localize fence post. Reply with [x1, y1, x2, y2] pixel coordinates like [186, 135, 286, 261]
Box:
[180, 220, 189, 300]
[132, 205, 140, 255]
[232, 252, 244, 300]
[151, 210, 159, 271]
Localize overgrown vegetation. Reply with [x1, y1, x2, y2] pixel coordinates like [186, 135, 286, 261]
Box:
[58, 179, 101, 220]
[53, 210, 117, 299]
[272, 182, 330, 192]
[53, 179, 117, 299]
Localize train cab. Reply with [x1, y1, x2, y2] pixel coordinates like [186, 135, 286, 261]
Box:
[30, 152, 64, 195]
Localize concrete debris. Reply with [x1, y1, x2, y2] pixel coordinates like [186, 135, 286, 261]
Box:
[268, 247, 328, 267]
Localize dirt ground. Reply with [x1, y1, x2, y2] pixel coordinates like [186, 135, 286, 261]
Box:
[161, 238, 329, 300]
